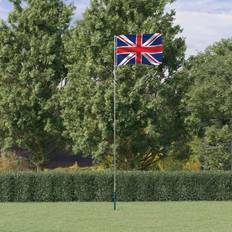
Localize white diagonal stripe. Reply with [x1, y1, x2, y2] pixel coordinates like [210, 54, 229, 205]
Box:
[117, 35, 136, 47]
[118, 53, 136, 66]
[143, 33, 161, 47]
[143, 53, 161, 65]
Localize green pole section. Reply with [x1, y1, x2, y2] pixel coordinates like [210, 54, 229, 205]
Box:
[113, 35, 117, 211]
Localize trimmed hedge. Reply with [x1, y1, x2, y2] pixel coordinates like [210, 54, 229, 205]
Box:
[0, 171, 232, 202]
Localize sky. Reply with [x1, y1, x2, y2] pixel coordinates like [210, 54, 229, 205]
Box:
[0, 0, 232, 57]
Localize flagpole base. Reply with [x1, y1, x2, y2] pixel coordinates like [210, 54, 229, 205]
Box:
[113, 191, 117, 210]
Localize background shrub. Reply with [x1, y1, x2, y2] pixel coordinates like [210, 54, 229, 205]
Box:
[73, 172, 96, 201]
[0, 171, 232, 202]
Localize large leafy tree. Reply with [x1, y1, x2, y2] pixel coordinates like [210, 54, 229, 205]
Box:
[61, 0, 186, 169]
[0, 0, 73, 169]
[185, 39, 232, 170]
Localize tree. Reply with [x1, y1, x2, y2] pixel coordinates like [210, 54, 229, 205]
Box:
[61, 0, 186, 170]
[185, 39, 232, 170]
[0, 0, 73, 170]
[61, 0, 185, 169]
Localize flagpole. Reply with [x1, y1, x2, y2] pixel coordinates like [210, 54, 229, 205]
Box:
[113, 35, 117, 211]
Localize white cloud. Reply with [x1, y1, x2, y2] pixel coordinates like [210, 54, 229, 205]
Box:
[170, 0, 232, 14]
[0, 8, 9, 20]
[174, 11, 232, 56]
[167, 0, 232, 56]
[0, 0, 11, 20]
[71, 0, 90, 19]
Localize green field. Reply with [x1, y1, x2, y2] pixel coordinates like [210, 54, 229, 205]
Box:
[0, 202, 231, 232]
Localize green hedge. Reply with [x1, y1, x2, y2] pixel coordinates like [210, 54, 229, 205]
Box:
[0, 171, 232, 202]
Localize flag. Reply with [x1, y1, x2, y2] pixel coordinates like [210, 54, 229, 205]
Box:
[115, 33, 163, 66]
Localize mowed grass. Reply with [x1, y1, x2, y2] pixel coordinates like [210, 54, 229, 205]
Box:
[0, 202, 232, 232]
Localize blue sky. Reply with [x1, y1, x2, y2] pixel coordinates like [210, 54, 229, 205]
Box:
[0, 0, 232, 57]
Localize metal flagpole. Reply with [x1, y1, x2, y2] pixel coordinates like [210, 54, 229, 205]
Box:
[113, 35, 117, 210]
[230, 141, 232, 171]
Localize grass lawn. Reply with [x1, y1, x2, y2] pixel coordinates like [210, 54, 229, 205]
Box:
[0, 202, 232, 232]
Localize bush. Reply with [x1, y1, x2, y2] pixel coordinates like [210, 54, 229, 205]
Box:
[0, 171, 232, 202]
[73, 172, 96, 201]
[0, 152, 31, 172]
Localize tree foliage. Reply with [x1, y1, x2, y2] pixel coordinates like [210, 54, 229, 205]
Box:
[0, 0, 230, 171]
[185, 39, 232, 170]
[61, 0, 186, 169]
[0, 0, 73, 168]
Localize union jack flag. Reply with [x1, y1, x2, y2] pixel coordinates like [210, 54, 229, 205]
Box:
[115, 33, 163, 66]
